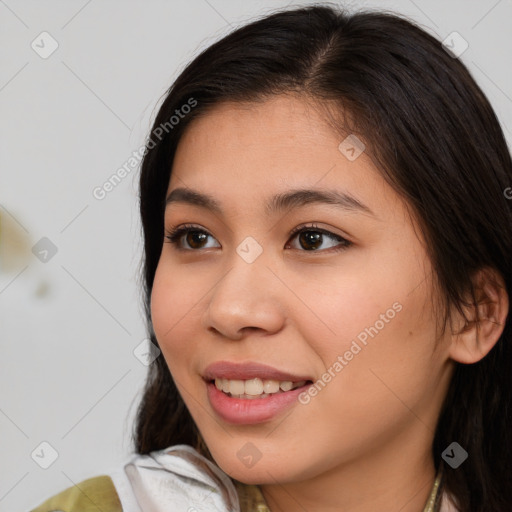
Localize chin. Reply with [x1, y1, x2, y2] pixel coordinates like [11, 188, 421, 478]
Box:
[207, 446, 308, 485]
[219, 462, 293, 485]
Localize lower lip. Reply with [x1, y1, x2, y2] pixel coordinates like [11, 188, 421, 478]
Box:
[206, 381, 309, 424]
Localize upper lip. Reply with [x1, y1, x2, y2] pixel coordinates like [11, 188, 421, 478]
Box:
[203, 361, 313, 382]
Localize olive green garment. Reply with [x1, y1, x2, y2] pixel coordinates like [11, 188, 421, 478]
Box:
[29, 475, 122, 512]
[29, 466, 449, 512]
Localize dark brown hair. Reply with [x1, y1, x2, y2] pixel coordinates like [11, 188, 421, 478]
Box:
[132, 4, 512, 510]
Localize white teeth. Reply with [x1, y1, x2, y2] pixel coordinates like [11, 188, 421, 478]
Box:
[263, 379, 280, 394]
[245, 393, 267, 399]
[213, 378, 308, 398]
[280, 381, 293, 391]
[228, 379, 245, 395]
[244, 378, 264, 395]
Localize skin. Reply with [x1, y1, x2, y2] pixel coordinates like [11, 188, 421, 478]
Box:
[150, 94, 508, 512]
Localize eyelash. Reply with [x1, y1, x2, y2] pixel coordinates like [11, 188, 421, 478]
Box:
[164, 223, 352, 253]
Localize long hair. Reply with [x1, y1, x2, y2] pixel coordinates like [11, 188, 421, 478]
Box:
[132, 5, 512, 510]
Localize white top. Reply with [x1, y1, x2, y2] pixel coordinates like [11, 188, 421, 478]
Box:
[109, 444, 241, 512]
[107, 444, 458, 512]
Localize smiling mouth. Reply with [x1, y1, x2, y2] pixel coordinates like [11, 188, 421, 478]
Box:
[211, 377, 313, 399]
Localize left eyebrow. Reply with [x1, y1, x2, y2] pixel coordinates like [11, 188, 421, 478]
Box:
[266, 188, 375, 217]
[165, 187, 375, 217]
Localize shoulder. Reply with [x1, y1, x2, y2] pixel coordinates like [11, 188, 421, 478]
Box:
[28, 445, 241, 512]
[29, 475, 123, 512]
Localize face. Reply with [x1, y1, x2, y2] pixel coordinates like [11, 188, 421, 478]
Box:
[150, 94, 454, 485]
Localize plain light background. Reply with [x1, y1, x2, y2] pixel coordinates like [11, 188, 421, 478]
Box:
[1, 0, 511, 510]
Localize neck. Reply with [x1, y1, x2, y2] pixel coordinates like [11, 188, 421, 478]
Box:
[259, 426, 437, 512]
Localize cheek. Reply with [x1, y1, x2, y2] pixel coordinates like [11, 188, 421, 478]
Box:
[302, 270, 403, 358]
[150, 264, 203, 372]
[300, 240, 422, 349]
[304, 262, 438, 405]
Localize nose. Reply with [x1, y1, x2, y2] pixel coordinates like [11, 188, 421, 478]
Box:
[202, 248, 286, 341]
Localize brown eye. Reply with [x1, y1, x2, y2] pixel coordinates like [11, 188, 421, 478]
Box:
[185, 231, 209, 249]
[298, 231, 323, 250]
[165, 225, 221, 250]
[287, 226, 351, 253]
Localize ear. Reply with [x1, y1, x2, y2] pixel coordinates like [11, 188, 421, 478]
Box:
[449, 267, 509, 364]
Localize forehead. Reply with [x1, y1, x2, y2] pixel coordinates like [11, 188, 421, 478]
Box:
[168, 94, 404, 221]
[175, 95, 338, 157]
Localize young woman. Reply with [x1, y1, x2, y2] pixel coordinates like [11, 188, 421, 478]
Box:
[31, 4, 511, 512]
